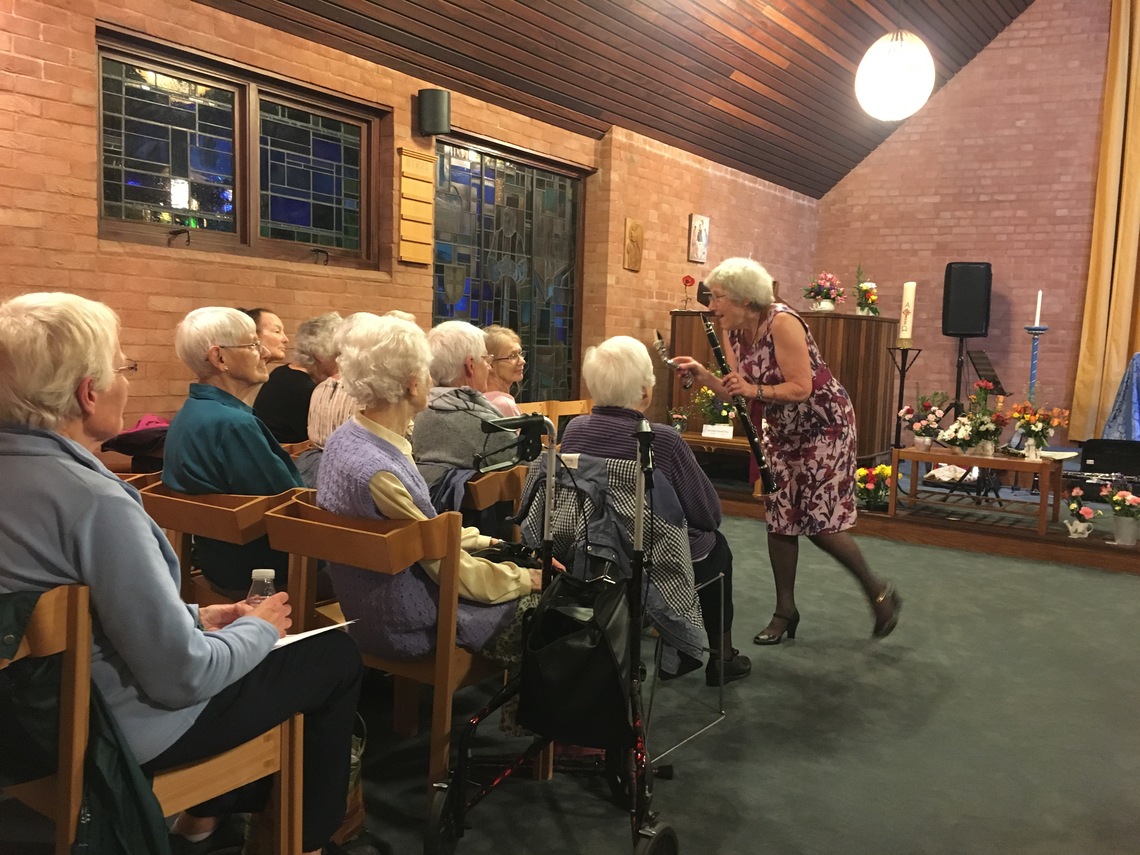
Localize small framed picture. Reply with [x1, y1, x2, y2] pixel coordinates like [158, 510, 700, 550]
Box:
[623, 218, 644, 272]
[688, 214, 709, 263]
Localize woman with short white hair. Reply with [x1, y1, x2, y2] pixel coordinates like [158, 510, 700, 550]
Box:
[673, 257, 901, 645]
[255, 311, 343, 443]
[317, 312, 542, 663]
[412, 320, 517, 489]
[0, 293, 360, 855]
[163, 307, 303, 597]
[561, 335, 751, 686]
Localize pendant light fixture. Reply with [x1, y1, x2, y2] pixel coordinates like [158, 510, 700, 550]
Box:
[854, 3, 935, 122]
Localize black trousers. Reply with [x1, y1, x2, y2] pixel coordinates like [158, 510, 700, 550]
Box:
[141, 629, 363, 852]
[692, 529, 734, 641]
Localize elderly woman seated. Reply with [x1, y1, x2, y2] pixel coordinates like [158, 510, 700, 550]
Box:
[559, 336, 751, 685]
[162, 307, 304, 598]
[254, 311, 342, 443]
[0, 293, 360, 855]
[411, 320, 518, 491]
[316, 312, 542, 665]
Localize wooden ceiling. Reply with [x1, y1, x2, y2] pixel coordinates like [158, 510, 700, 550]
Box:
[199, 0, 1035, 198]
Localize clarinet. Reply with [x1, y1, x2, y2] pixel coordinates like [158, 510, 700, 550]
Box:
[701, 315, 777, 494]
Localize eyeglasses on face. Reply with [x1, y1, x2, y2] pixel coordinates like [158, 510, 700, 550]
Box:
[477, 354, 495, 366]
[218, 342, 270, 355]
[494, 352, 525, 363]
[113, 361, 139, 375]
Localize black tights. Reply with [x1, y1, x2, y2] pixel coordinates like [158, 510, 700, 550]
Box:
[766, 530, 885, 618]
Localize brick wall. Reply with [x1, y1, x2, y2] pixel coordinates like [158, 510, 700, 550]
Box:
[1, 0, 1113, 437]
[817, 0, 1111, 437]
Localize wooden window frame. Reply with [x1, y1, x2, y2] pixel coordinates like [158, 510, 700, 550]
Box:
[96, 29, 391, 270]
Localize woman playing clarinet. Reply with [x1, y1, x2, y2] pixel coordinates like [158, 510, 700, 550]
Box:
[673, 257, 902, 645]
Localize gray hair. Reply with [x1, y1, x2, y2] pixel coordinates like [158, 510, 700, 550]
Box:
[484, 324, 521, 357]
[0, 292, 120, 430]
[293, 312, 343, 370]
[706, 257, 775, 310]
[175, 307, 256, 379]
[337, 313, 431, 408]
[581, 336, 656, 409]
[426, 320, 486, 386]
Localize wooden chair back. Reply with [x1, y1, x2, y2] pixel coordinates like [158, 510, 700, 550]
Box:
[280, 439, 314, 458]
[515, 400, 552, 418]
[138, 482, 300, 606]
[266, 495, 498, 788]
[0, 585, 302, 854]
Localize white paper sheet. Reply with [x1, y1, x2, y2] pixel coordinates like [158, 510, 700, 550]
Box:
[272, 620, 355, 649]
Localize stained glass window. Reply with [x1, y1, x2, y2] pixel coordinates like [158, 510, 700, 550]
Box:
[101, 58, 236, 231]
[259, 102, 362, 249]
[432, 144, 579, 402]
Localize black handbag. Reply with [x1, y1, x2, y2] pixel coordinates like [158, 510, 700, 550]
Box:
[516, 572, 634, 749]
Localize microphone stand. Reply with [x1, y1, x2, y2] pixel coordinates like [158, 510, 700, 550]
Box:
[699, 316, 777, 494]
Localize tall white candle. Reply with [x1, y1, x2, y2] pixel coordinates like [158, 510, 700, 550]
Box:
[900, 281, 917, 338]
[1034, 290, 1042, 327]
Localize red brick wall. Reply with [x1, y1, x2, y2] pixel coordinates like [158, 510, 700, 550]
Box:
[1, 0, 1112, 440]
[817, 0, 1110, 436]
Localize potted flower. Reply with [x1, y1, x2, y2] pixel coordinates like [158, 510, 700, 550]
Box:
[855, 264, 879, 316]
[1062, 486, 1101, 538]
[936, 416, 975, 452]
[803, 271, 845, 312]
[898, 390, 948, 450]
[855, 464, 892, 510]
[1100, 487, 1140, 546]
[692, 385, 735, 438]
[1007, 401, 1069, 460]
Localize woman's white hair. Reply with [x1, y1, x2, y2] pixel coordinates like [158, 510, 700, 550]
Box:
[0, 292, 119, 430]
[426, 320, 487, 386]
[293, 312, 343, 370]
[175, 307, 256, 379]
[706, 257, 775, 310]
[337, 313, 431, 408]
[581, 336, 656, 409]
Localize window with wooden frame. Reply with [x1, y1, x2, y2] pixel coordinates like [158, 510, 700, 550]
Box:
[97, 33, 387, 268]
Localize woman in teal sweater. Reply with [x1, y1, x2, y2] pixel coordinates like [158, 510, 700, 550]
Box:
[163, 307, 303, 597]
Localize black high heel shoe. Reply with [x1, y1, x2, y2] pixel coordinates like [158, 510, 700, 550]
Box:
[753, 611, 800, 646]
[872, 585, 902, 639]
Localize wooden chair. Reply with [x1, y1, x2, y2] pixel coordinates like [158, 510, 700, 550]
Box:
[0, 585, 303, 855]
[280, 439, 314, 458]
[515, 400, 552, 418]
[138, 482, 301, 607]
[462, 464, 529, 540]
[118, 471, 161, 489]
[265, 495, 500, 789]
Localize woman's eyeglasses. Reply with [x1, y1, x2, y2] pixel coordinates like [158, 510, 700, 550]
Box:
[493, 352, 525, 363]
[218, 342, 270, 355]
[114, 361, 139, 375]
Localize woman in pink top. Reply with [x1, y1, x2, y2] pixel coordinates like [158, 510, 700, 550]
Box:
[483, 325, 525, 417]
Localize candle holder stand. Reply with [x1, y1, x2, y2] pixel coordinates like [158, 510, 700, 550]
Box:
[1023, 324, 1048, 495]
[889, 346, 922, 449]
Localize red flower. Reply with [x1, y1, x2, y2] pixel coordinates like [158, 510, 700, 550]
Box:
[682, 275, 696, 288]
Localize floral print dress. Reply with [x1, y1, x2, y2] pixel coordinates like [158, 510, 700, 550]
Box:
[730, 305, 858, 536]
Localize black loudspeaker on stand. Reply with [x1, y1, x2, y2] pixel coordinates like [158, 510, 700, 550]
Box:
[943, 261, 992, 414]
[417, 89, 451, 136]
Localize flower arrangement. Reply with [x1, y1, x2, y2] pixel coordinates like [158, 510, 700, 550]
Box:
[803, 271, 845, 304]
[898, 390, 948, 437]
[937, 415, 975, 449]
[855, 465, 892, 509]
[668, 404, 692, 431]
[1007, 401, 1069, 445]
[1101, 488, 1140, 518]
[692, 385, 734, 425]
[1064, 486, 1102, 521]
[965, 380, 1009, 443]
[855, 264, 879, 315]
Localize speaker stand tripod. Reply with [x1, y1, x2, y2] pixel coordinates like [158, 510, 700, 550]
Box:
[950, 337, 969, 418]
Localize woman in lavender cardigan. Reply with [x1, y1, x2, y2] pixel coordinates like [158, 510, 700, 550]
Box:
[316, 312, 542, 665]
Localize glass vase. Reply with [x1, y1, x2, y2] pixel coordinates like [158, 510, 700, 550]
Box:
[1024, 438, 1041, 461]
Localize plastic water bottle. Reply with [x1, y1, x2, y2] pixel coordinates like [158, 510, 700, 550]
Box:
[245, 568, 276, 607]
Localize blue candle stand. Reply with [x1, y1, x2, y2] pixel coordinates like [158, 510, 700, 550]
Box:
[1024, 325, 1048, 405]
[889, 347, 922, 448]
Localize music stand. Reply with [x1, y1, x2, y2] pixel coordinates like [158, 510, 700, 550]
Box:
[966, 350, 1008, 396]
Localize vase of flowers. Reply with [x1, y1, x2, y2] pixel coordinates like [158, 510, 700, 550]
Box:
[681, 274, 696, 310]
[1101, 488, 1140, 546]
[804, 271, 844, 312]
[855, 464, 892, 510]
[668, 405, 691, 433]
[937, 416, 975, 453]
[855, 265, 879, 316]
[1008, 401, 1069, 459]
[964, 380, 1009, 452]
[693, 385, 735, 438]
[899, 391, 947, 451]
[1063, 486, 1101, 537]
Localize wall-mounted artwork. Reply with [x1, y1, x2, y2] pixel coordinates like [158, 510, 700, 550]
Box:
[688, 214, 709, 263]
[624, 218, 644, 271]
